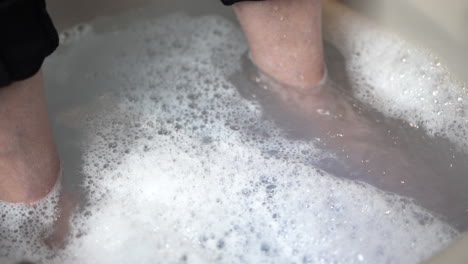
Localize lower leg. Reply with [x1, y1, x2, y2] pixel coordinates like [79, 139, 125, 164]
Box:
[234, 0, 325, 90]
[0, 70, 60, 203]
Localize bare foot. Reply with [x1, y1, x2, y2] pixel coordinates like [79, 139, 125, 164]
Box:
[231, 0, 467, 229]
[235, 55, 465, 227]
[44, 189, 78, 249]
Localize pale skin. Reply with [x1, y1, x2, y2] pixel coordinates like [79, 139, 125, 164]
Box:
[234, 0, 325, 90]
[0, 70, 60, 203]
[0, 0, 325, 204]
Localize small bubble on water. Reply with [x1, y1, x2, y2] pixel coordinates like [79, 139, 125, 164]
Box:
[260, 243, 270, 253]
[357, 254, 364, 262]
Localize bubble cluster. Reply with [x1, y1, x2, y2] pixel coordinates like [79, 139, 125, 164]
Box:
[59, 24, 93, 45]
[0, 179, 61, 263]
[1, 5, 463, 264]
[324, 1, 468, 152]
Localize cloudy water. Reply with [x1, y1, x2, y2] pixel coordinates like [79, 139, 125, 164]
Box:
[1, 2, 467, 264]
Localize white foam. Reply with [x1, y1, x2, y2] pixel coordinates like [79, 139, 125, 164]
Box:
[324, 1, 468, 151]
[0, 5, 462, 264]
[0, 177, 61, 262]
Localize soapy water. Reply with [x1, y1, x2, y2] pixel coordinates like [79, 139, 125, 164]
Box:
[1, 2, 468, 263]
[324, 2, 468, 152]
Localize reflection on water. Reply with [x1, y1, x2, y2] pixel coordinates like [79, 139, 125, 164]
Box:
[0, 2, 467, 263]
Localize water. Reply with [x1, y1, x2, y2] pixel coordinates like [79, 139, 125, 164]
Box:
[1, 2, 467, 263]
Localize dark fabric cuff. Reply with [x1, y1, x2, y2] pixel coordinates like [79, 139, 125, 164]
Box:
[0, 0, 59, 87]
[221, 0, 264, 6]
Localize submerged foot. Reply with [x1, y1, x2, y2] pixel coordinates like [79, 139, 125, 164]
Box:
[233, 54, 467, 228]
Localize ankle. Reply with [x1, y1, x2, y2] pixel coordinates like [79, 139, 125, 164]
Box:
[250, 53, 326, 91]
[246, 52, 328, 95]
[0, 146, 60, 203]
